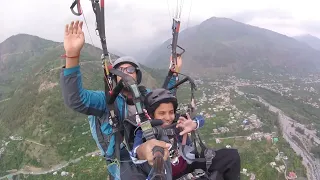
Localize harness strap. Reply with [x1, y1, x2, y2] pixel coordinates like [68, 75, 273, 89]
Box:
[153, 126, 177, 137]
[70, 0, 82, 16]
[95, 116, 109, 154]
[142, 127, 155, 140]
[181, 131, 216, 173]
[204, 149, 215, 172]
[176, 169, 206, 180]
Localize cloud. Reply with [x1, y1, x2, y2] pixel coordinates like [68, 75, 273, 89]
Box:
[300, 20, 320, 37]
[0, 0, 198, 59]
[232, 9, 293, 23]
[231, 9, 320, 37]
[1, 0, 320, 60]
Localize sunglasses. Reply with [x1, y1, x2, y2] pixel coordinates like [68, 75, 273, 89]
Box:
[117, 66, 136, 74]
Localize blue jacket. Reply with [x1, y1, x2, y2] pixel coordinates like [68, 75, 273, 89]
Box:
[60, 65, 177, 156]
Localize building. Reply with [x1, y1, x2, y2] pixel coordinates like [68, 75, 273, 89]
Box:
[287, 172, 297, 179]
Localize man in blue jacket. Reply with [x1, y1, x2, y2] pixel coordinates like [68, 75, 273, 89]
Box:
[61, 20, 179, 179]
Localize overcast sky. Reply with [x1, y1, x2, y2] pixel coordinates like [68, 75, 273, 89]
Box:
[1, 0, 320, 59]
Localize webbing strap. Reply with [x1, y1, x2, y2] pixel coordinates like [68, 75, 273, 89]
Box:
[181, 130, 216, 173]
[204, 149, 215, 172]
[153, 126, 177, 137]
[176, 169, 206, 180]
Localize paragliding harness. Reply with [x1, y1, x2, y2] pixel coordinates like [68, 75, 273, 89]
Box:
[164, 75, 220, 180]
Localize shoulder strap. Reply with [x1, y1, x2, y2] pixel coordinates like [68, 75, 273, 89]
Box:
[138, 85, 148, 95]
[138, 85, 148, 103]
[95, 115, 110, 154]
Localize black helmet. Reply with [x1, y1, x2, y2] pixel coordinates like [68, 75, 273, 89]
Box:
[112, 56, 142, 84]
[144, 88, 178, 117]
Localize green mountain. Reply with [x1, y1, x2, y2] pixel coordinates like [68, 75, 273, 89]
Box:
[0, 34, 158, 177]
[294, 34, 320, 51]
[0, 34, 59, 55]
[145, 17, 320, 76]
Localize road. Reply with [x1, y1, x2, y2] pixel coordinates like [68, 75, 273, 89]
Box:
[0, 150, 100, 179]
[25, 139, 46, 147]
[0, 98, 10, 103]
[255, 96, 320, 180]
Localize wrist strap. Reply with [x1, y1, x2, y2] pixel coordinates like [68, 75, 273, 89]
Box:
[61, 54, 80, 59]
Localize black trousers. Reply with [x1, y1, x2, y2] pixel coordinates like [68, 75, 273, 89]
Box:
[173, 148, 241, 180]
[113, 148, 240, 180]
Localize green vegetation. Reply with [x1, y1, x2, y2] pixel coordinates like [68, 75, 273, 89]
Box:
[194, 84, 306, 180]
[239, 86, 320, 126]
[14, 156, 108, 180]
[0, 34, 165, 178]
[311, 146, 320, 158]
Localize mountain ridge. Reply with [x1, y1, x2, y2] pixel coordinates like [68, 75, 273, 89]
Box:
[144, 17, 320, 76]
[0, 34, 159, 176]
[293, 34, 320, 51]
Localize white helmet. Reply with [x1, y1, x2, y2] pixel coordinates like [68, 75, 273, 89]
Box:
[112, 56, 142, 84]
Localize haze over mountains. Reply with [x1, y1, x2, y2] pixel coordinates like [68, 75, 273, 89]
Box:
[293, 34, 320, 51]
[145, 17, 320, 76]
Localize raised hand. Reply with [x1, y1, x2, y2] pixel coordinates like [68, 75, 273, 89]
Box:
[64, 20, 85, 57]
[136, 139, 171, 166]
[169, 55, 183, 73]
[176, 113, 197, 136]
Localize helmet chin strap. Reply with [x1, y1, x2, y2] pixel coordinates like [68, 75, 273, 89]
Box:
[126, 98, 134, 105]
[123, 88, 134, 105]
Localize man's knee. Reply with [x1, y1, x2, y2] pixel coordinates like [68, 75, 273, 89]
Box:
[214, 148, 240, 165]
[226, 149, 240, 163]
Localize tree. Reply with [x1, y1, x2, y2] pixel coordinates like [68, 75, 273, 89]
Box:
[311, 146, 320, 158]
[295, 127, 305, 135]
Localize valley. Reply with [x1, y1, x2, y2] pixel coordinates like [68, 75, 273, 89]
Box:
[1, 15, 320, 179]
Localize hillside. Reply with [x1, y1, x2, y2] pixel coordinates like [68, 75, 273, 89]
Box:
[0, 34, 158, 177]
[0, 34, 59, 55]
[144, 17, 320, 76]
[294, 34, 320, 51]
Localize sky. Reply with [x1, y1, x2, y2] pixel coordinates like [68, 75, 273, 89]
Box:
[1, 0, 320, 60]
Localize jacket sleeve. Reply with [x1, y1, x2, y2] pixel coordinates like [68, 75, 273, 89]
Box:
[130, 130, 148, 164]
[60, 65, 108, 117]
[194, 115, 205, 129]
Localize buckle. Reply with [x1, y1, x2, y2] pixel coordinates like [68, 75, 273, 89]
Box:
[204, 149, 215, 170]
[141, 122, 154, 140]
[165, 129, 175, 136]
[177, 169, 206, 180]
[205, 149, 215, 160]
[193, 169, 206, 178]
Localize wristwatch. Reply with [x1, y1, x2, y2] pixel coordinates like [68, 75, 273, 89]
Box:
[193, 119, 199, 129]
[131, 145, 139, 158]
